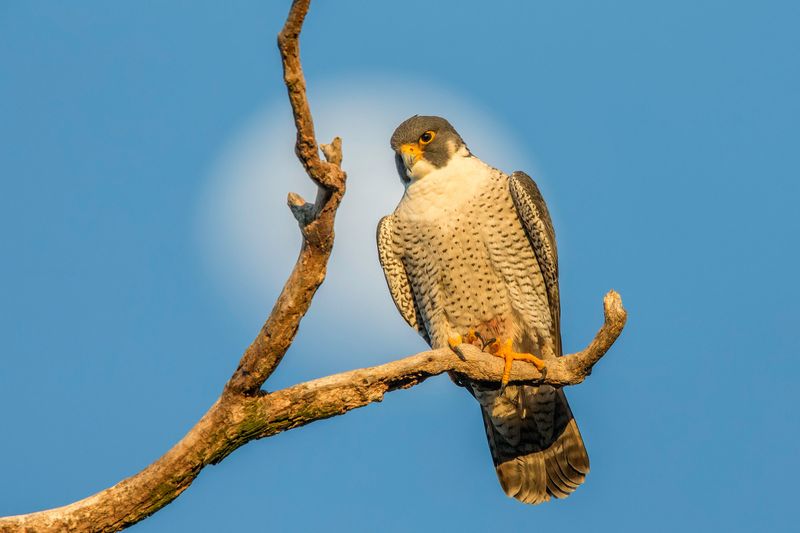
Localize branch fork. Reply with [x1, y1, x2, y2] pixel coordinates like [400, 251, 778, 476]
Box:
[287, 136, 344, 230]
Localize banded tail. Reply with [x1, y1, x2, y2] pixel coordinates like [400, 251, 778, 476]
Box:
[472, 384, 590, 504]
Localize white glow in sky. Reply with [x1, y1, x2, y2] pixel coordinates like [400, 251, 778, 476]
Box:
[196, 75, 539, 336]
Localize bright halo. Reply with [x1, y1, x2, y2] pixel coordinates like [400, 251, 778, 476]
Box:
[196, 74, 540, 357]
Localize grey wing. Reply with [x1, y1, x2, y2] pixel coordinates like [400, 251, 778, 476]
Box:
[376, 216, 430, 344]
[508, 171, 562, 356]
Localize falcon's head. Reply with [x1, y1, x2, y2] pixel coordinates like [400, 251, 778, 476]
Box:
[390, 115, 469, 182]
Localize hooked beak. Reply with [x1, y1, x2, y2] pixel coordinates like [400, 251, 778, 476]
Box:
[399, 143, 422, 170]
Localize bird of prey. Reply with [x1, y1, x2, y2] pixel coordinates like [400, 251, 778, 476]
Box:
[377, 116, 589, 504]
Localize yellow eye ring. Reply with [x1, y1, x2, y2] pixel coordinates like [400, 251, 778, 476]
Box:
[419, 130, 435, 145]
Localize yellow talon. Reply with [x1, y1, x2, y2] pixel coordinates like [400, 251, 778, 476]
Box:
[487, 338, 547, 386]
[448, 334, 463, 351]
[464, 330, 479, 345]
[450, 330, 482, 352]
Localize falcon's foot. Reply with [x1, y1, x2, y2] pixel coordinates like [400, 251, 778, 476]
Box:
[486, 338, 547, 387]
[447, 330, 480, 351]
[447, 334, 462, 351]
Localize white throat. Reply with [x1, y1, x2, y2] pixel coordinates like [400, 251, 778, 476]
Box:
[397, 147, 494, 219]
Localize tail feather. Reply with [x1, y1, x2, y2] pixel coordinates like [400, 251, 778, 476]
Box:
[473, 384, 589, 504]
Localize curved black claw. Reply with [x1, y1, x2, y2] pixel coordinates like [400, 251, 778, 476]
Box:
[474, 332, 496, 351]
[452, 344, 468, 361]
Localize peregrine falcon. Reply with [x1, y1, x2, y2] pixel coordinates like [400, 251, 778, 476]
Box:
[377, 116, 590, 504]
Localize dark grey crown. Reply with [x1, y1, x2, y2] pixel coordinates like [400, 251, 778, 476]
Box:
[390, 115, 467, 170]
[390, 115, 464, 150]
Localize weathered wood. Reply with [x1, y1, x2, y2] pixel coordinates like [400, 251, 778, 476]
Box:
[224, 0, 346, 396]
[0, 289, 625, 532]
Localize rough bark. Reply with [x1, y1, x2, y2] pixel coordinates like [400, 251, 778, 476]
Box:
[224, 0, 346, 396]
[0, 291, 625, 532]
[0, 1, 627, 531]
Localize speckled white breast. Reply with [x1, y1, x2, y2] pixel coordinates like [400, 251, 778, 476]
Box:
[391, 154, 552, 353]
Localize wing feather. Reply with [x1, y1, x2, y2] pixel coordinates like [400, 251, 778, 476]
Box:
[508, 171, 561, 355]
[376, 216, 430, 344]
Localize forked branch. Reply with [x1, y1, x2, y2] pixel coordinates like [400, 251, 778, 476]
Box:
[224, 0, 346, 396]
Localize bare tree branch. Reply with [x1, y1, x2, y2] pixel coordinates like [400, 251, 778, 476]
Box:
[0, 1, 627, 531]
[0, 288, 625, 532]
[224, 0, 346, 396]
[243, 289, 627, 442]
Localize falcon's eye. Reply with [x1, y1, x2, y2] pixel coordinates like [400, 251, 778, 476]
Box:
[419, 131, 435, 145]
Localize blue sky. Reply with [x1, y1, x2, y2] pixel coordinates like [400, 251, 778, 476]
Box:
[1, 1, 798, 531]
